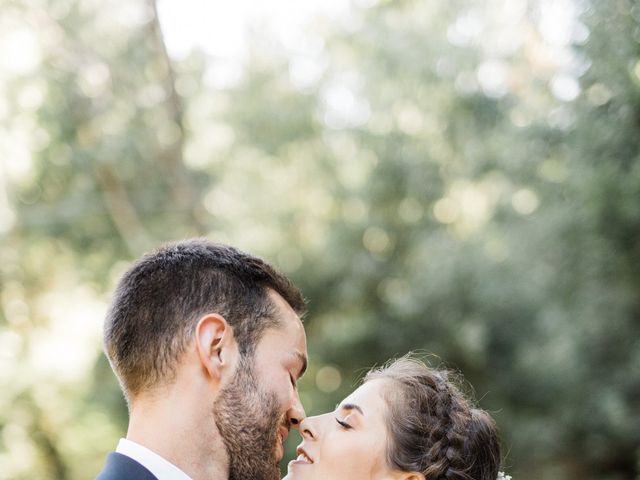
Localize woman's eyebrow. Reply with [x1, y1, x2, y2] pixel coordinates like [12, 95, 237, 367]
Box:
[337, 403, 364, 416]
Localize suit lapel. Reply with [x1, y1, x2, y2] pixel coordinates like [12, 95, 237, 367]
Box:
[96, 452, 159, 480]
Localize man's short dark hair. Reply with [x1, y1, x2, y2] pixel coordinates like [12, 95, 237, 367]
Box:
[103, 239, 306, 399]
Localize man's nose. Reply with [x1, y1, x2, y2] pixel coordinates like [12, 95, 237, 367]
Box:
[286, 391, 306, 428]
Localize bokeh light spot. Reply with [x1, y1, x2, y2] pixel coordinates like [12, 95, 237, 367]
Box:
[512, 188, 540, 215]
[315, 366, 342, 393]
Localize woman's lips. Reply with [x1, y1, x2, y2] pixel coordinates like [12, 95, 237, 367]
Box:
[291, 446, 314, 465]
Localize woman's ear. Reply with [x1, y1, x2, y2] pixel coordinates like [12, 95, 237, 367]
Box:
[195, 313, 235, 382]
[398, 472, 426, 480]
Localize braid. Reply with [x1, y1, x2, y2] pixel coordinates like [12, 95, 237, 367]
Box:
[365, 356, 501, 480]
[422, 372, 472, 480]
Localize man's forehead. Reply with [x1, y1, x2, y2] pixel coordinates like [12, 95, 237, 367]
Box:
[259, 292, 306, 337]
[263, 289, 308, 366]
[267, 290, 306, 335]
[267, 288, 301, 316]
[258, 322, 307, 374]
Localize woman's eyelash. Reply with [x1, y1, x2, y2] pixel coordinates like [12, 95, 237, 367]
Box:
[335, 418, 352, 429]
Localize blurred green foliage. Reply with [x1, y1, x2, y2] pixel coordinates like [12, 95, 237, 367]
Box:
[0, 0, 639, 479]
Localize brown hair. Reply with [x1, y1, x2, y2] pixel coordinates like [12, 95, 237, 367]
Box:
[104, 238, 306, 399]
[365, 356, 501, 480]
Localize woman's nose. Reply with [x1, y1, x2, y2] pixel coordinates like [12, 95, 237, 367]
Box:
[299, 416, 319, 440]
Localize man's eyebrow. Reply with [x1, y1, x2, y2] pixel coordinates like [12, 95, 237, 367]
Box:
[295, 352, 308, 378]
[337, 403, 364, 416]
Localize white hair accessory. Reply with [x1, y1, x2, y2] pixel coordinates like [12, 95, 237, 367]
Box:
[497, 472, 512, 480]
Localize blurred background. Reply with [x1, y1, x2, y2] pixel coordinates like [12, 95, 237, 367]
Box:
[1, 0, 639, 478]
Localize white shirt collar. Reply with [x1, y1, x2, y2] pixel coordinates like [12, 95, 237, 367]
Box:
[116, 438, 193, 480]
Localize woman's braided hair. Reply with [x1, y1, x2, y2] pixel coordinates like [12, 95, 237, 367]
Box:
[365, 356, 501, 480]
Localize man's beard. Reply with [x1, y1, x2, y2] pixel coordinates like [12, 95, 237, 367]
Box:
[214, 355, 285, 480]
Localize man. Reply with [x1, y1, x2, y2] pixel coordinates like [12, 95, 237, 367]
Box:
[96, 239, 308, 480]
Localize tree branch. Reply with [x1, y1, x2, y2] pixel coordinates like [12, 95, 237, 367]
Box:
[146, 0, 208, 235]
[94, 163, 151, 256]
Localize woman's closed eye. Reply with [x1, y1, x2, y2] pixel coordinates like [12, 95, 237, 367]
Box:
[335, 418, 353, 430]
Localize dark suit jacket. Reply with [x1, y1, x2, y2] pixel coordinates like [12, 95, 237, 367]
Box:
[96, 452, 158, 480]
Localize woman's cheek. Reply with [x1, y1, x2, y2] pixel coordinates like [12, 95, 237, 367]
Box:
[328, 437, 366, 477]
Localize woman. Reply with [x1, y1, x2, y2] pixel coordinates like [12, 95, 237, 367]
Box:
[284, 356, 503, 480]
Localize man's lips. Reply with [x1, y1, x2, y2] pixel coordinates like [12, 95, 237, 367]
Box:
[275, 426, 289, 461]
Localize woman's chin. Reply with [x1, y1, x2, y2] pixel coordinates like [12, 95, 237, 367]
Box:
[284, 459, 314, 479]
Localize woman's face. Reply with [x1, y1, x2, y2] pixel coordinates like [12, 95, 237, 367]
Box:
[283, 379, 409, 480]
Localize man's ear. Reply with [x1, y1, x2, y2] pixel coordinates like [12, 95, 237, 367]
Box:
[195, 313, 235, 382]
